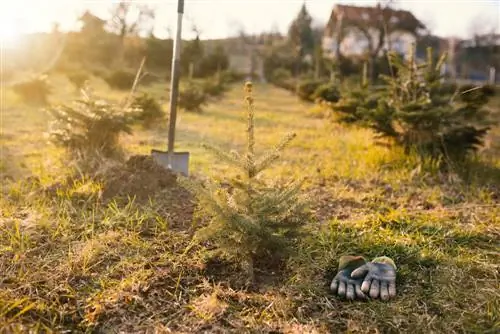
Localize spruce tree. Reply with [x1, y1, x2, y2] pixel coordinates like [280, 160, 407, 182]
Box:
[329, 62, 382, 125]
[181, 82, 308, 284]
[288, 3, 315, 74]
[330, 46, 495, 164]
[47, 84, 135, 161]
[370, 46, 495, 162]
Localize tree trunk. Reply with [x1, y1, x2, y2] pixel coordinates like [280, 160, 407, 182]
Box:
[216, 63, 222, 84]
[369, 54, 377, 84]
[314, 51, 321, 80]
[295, 49, 301, 77]
[189, 62, 194, 79]
[115, 34, 126, 68]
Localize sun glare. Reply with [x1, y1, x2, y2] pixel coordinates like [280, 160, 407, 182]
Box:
[0, 3, 23, 48]
[0, 23, 21, 47]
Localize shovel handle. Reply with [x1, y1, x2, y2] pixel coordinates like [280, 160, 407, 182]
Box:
[167, 0, 185, 159]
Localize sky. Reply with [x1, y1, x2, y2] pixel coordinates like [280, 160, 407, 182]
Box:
[0, 0, 499, 43]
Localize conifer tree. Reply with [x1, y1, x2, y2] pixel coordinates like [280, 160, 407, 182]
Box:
[181, 82, 308, 284]
[330, 46, 495, 164]
[369, 46, 495, 162]
[329, 62, 381, 124]
[288, 3, 315, 74]
[47, 84, 136, 161]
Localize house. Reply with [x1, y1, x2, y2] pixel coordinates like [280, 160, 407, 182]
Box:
[78, 11, 107, 36]
[460, 33, 500, 48]
[322, 4, 426, 59]
[204, 35, 269, 81]
[455, 33, 500, 82]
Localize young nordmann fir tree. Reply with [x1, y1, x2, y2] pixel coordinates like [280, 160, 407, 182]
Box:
[329, 61, 382, 125]
[365, 46, 495, 164]
[182, 82, 308, 285]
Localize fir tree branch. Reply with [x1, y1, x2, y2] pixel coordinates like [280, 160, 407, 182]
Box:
[201, 143, 244, 170]
[178, 176, 227, 220]
[254, 132, 297, 176]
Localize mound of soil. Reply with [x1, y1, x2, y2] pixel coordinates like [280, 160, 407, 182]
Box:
[100, 155, 178, 201]
[99, 155, 196, 228]
[33, 155, 196, 230]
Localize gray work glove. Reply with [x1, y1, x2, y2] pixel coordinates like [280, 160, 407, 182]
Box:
[350, 256, 397, 301]
[330, 255, 368, 300]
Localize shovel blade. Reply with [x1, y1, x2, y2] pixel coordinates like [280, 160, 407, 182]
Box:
[151, 149, 190, 176]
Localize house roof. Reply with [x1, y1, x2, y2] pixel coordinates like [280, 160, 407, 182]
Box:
[325, 4, 426, 36]
[79, 11, 106, 24]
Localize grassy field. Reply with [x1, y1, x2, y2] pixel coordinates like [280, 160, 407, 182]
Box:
[1, 75, 499, 333]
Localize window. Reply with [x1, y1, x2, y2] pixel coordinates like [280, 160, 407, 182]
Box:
[322, 37, 338, 52]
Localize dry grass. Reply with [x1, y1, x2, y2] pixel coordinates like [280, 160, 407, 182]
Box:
[0, 75, 499, 333]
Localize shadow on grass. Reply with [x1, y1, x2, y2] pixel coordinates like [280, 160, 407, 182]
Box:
[203, 251, 294, 292]
[373, 149, 500, 200]
[305, 211, 495, 283]
[377, 215, 498, 252]
[0, 146, 31, 182]
[312, 213, 497, 295]
[456, 158, 500, 189]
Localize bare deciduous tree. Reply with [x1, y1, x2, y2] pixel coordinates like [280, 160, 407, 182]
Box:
[108, 1, 156, 64]
[468, 14, 498, 47]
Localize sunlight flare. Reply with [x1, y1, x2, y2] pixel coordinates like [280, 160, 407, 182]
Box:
[0, 19, 21, 47]
[0, 3, 22, 47]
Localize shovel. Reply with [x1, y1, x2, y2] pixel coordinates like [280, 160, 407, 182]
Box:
[151, 0, 189, 176]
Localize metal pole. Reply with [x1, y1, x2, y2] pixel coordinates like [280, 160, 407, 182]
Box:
[167, 0, 184, 167]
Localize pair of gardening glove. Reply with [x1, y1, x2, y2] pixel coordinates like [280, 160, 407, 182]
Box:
[330, 255, 397, 301]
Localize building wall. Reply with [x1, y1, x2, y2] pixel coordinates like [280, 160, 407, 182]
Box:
[204, 37, 269, 81]
[228, 53, 265, 81]
[322, 30, 416, 57]
[386, 31, 417, 55]
[322, 36, 336, 58]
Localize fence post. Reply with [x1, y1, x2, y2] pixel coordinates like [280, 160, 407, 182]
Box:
[440, 62, 446, 83]
[489, 66, 496, 84]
